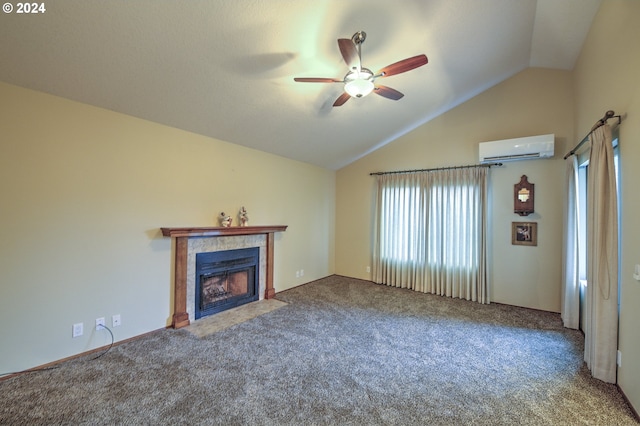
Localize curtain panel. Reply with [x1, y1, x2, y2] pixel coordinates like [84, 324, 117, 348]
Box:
[373, 167, 489, 304]
[561, 156, 580, 329]
[584, 124, 619, 383]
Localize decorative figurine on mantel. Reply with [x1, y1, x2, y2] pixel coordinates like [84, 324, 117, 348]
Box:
[218, 212, 232, 227]
[238, 206, 249, 227]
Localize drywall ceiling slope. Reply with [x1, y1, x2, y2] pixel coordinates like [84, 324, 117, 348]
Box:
[0, 0, 600, 170]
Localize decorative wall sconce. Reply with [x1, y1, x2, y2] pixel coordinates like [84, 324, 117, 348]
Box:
[514, 175, 534, 216]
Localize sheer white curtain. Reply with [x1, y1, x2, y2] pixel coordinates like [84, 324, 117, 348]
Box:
[561, 156, 580, 329]
[372, 167, 489, 303]
[584, 124, 618, 383]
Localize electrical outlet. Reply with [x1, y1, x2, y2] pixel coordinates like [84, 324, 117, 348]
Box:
[72, 323, 83, 338]
[300, 269, 304, 277]
[295, 270, 300, 278]
[112, 314, 121, 327]
[95, 317, 105, 331]
[366, 266, 371, 273]
[617, 350, 622, 367]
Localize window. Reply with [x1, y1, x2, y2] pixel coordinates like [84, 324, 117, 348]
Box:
[373, 167, 489, 303]
[378, 184, 424, 263]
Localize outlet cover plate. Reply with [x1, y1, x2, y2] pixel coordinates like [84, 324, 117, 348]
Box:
[72, 323, 83, 338]
[95, 317, 105, 330]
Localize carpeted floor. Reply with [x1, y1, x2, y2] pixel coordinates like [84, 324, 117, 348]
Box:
[1, 275, 637, 425]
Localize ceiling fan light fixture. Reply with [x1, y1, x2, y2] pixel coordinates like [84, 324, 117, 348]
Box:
[345, 79, 374, 98]
[344, 68, 374, 98]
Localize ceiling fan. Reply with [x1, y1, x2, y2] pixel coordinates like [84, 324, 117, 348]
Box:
[294, 31, 428, 107]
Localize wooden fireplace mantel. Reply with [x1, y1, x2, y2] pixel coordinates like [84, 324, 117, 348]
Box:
[161, 225, 288, 238]
[161, 225, 287, 328]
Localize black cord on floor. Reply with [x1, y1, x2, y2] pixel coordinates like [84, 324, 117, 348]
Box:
[0, 323, 115, 377]
[92, 323, 114, 360]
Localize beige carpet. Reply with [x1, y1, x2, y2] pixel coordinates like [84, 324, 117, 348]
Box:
[1, 276, 637, 425]
[186, 298, 287, 338]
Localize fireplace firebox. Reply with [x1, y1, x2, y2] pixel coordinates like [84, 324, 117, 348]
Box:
[195, 247, 260, 319]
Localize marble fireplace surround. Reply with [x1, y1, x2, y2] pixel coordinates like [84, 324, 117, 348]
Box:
[161, 226, 287, 328]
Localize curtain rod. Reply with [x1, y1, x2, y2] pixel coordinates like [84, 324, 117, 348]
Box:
[369, 162, 502, 176]
[563, 110, 622, 160]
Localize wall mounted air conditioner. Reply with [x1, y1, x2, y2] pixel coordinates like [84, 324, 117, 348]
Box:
[479, 134, 555, 163]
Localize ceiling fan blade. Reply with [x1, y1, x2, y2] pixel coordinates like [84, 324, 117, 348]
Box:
[294, 77, 342, 83]
[377, 54, 428, 77]
[374, 85, 404, 100]
[333, 92, 351, 107]
[338, 38, 360, 70]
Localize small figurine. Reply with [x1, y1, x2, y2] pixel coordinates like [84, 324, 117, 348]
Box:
[238, 206, 249, 227]
[219, 212, 232, 227]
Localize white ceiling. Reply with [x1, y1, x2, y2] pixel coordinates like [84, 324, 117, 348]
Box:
[0, 0, 600, 170]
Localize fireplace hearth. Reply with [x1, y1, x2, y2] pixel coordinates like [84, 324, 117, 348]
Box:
[195, 247, 259, 319]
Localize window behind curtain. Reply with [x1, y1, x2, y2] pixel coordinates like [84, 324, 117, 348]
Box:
[373, 167, 489, 303]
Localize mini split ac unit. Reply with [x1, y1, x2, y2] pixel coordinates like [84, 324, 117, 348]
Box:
[479, 134, 555, 163]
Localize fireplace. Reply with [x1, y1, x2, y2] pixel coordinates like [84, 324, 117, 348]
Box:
[195, 247, 259, 319]
[161, 226, 287, 328]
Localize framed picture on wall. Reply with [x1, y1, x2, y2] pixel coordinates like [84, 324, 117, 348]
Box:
[512, 222, 537, 246]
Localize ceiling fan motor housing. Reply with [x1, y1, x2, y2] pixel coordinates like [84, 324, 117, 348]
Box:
[352, 31, 366, 45]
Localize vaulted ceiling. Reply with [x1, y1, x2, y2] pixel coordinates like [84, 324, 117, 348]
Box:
[0, 0, 600, 169]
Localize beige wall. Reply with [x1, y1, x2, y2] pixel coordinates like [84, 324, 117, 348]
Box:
[0, 82, 335, 374]
[573, 0, 640, 411]
[336, 67, 574, 312]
